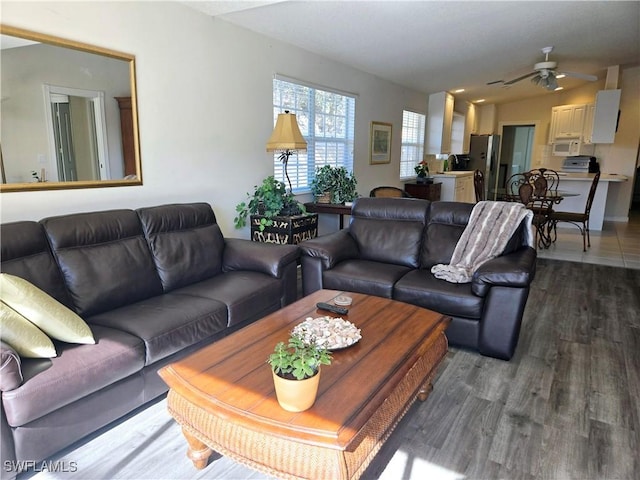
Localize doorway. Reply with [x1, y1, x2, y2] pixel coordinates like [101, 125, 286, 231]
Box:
[44, 85, 110, 182]
[500, 125, 535, 186]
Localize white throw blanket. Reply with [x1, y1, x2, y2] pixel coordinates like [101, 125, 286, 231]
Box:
[431, 201, 534, 284]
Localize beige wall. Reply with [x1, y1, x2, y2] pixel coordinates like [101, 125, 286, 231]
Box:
[0, 1, 426, 235]
[480, 66, 639, 220]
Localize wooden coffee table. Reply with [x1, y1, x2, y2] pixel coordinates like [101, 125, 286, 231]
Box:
[158, 289, 450, 480]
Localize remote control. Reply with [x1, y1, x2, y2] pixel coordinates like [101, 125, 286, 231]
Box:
[316, 302, 348, 315]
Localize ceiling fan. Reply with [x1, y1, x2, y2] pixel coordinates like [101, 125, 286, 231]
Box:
[488, 46, 598, 91]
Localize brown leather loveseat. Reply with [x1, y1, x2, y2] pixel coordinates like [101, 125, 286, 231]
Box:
[299, 197, 536, 361]
[0, 202, 299, 479]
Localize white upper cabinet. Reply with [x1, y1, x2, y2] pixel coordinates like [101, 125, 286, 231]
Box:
[426, 91, 454, 154]
[591, 90, 621, 144]
[549, 90, 621, 145]
[463, 102, 477, 153]
[551, 104, 587, 139]
[583, 104, 596, 144]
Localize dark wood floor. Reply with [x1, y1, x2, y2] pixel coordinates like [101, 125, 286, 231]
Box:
[22, 259, 640, 480]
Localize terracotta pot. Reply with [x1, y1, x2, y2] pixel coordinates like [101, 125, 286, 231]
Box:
[272, 369, 321, 412]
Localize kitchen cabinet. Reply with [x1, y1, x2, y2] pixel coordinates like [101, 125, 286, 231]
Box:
[550, 91, 621, 145]
[454, 174, 474, 203]
[426, 91, 454, 154]
[430, 172, 475, 203]
[550, 104, 587, 140]
[462, 102, 477, 153]
[590, 89, 621, 144]
[583, 104, 595, 143]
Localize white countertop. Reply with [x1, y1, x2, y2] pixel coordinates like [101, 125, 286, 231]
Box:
[557, 172, 627, 182]
[430, 171, 627, 182]
[430, 171, 474, 178]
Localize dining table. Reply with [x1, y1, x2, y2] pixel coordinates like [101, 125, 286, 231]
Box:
[491, 188, 581, 249]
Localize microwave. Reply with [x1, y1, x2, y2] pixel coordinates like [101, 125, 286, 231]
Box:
[552, 138, 595, 157]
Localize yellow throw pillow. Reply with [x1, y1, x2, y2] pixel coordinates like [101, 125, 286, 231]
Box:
[0, 301, 57, 358]
[0, 274, 95, 345]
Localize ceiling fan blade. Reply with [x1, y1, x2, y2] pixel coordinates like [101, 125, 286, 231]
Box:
[504, 71, 537, 85]
[486, 79, 504, 85]
[559, 71, 598, 82]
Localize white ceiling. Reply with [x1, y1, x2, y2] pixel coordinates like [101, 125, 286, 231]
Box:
[183, 0, 640, 105]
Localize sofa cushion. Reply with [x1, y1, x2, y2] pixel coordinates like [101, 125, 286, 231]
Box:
[394, 269, 484, 319]
[0, 274, 95, 345]
[323, 259, 413, 298]
[349, 198, 429, 268]
[173, 271, 282, 327]
[87, 293, 228, 365]
[0, 221, 74, 309]
[136, 203, 225, 292]
[41, 209, 164, 317]
[1, 325, 145, 427]
[421, 201, 474, 268]
[0, 302, 57, 358]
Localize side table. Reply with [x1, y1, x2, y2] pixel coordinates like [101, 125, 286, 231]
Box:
[304, 202, 352, 229]
[404, 182, 442, 201]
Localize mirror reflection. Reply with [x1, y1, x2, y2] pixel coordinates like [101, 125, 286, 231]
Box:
[0, 25, 141, 192]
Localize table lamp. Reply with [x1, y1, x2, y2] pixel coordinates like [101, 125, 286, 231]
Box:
[266, 110, 307, 193]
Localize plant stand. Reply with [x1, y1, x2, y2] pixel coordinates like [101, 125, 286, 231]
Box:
[250, 213, 318, 244]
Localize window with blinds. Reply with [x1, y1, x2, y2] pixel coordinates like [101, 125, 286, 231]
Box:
[400, 110, 426, 179]
[272, 78, 356, 192]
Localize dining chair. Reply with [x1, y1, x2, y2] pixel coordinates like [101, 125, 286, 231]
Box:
[473, 169, 485, 202]
[548, 172, 600, 252]
[532, 168, 560, 192]
[505, 171, 554, 248]
[369, 186, 412, 198]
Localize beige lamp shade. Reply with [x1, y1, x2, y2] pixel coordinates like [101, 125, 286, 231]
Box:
[266, 112, 307, 151]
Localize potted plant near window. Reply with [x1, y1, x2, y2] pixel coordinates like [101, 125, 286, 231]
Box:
[414, 161, 433, 184]
[310, 165, 358, 204]
[267, 333, 332, 412]
[234, 176, 317, 244]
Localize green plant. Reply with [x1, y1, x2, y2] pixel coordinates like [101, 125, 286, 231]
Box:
[414, 160, 430, 177]
[268, 334, 332, 381]
[310, 165, 358, 204]
[234, 176, 305, 231]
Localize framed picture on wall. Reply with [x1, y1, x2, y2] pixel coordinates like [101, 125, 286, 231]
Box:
[370, 121, 392, 164]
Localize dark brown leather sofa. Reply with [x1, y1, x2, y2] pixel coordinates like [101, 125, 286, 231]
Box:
[299, 198, 536, 360]
[0, 203, 299, 479]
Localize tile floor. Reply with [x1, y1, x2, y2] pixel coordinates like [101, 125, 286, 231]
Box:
[536, 206, 640, 269]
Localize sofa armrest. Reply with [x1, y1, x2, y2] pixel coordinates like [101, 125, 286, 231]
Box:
[0, 342, 22, 392]
[222, 238, 299, 278]
[298, 229, 359, 270]
[472, 247, 537, 296]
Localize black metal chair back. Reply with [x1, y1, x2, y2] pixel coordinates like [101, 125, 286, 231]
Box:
[473, 169, 485, 202]
[369, 186, 411, 198]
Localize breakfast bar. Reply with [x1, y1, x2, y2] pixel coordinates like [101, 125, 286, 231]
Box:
[552, 172, 628, 230]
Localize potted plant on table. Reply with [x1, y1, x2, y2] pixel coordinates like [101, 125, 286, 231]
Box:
[310, 165, 358, 204]
[268, 333, 332, 412]
[414, 160, 433, 184]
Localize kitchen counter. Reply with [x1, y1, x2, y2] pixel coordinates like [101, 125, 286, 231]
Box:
[430, 170, 474, 178]
[556, 172, 628, 182]
[551, 172, 628, 230]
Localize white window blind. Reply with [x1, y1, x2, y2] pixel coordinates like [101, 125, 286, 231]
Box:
[272, 78, 356, 192]
[400, 110, 426, 179]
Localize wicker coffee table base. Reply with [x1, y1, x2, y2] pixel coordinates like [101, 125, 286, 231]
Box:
[166, 331, 447, 480]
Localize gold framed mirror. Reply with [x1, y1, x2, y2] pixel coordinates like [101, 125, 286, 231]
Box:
[0, 25, 142, 192]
